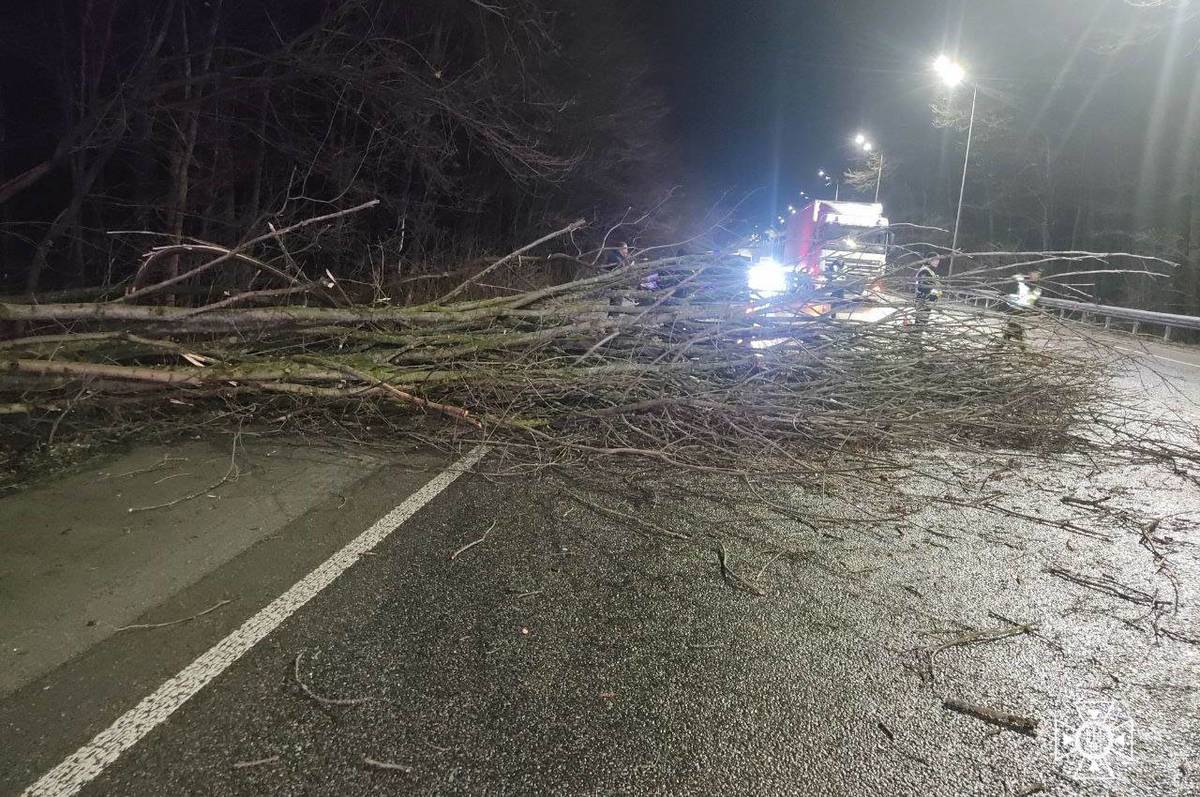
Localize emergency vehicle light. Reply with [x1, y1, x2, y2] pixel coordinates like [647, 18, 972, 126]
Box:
[747, 257, 788, 297]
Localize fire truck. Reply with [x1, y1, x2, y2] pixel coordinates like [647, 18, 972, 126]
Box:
[745, 200, 892, 302]
[785, 200, 890, 295]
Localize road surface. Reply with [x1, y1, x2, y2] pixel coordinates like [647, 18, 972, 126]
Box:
[1, 336, 1197, 796]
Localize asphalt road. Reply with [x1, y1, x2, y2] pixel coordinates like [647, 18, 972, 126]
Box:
[3, 334, 1198, 797]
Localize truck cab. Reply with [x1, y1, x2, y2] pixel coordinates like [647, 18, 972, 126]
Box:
[784, 200, 891, 296]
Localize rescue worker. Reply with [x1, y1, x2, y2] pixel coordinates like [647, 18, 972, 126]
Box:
[912, 257, 941, 349]
[1002, 271, 1042, 349]
[608, 241, 631, 270]
[915, 257, 942, 304]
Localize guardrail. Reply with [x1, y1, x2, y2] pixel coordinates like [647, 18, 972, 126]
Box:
[1039, 297, 1200, 342]
[955, 292, 1200, 342]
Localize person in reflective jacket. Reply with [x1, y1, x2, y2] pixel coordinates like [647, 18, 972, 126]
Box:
[912, 257, 942, 351]
[1002, 271, 1042, 349]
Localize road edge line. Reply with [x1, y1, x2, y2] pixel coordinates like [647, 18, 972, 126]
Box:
[1113, 345, 1200, 370]
[22, 444, 490, 797]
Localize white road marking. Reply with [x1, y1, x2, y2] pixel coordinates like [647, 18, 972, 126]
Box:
[1114, 345, 1200, 370]
[22, 444, 489, 797]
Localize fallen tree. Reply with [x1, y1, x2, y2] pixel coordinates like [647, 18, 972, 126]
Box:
[0, 212, 1196, 492]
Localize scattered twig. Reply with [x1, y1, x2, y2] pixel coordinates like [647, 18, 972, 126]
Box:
[754, 552, 784, 582]
[362, 756, 413, 773]
[1046, 567, 1161, 607]
[128, 428, 242, 513]
[915, 619, 1039, 682]
[121, 200, 380, 303]
[46, 384, 89, 447]
[100, 455, 188, 481]
[293, 651, 374, 706]
[717, 544, 766, 597]
[935, 621, 1040, 652]
[450, 520, 497, 560]
[114, 598, 234, 632]
[232, 756, 280, 769]
[987, 610, 1064, 653]
[564, 490, 690, 540]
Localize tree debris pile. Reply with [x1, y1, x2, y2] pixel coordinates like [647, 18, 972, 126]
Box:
[5, 234, 1175, 482]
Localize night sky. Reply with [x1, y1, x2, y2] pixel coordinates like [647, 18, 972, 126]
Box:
[640, 0, 946, 190]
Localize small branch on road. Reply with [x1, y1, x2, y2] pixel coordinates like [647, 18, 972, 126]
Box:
[564, 490, 691, 541]
[936, 621, 1040, 652]
[717, 544, 766, 597]
[114, 598, 234, 632]
[293, 651, 374, 707]
[99, 455, 189, 482]
[127, 427, 242, 513]
[232, 756, 280, 769]
[914, 619, 1039, 682]
[987, 610, 1064, 653]
[970, 501, 1112, 541]
[942, 697, 1039, 737]
[1157, 627, 1200, 645]
[362, 756, 413, 774]
[753, 551, 784, 583]
[1060, 492, 1114, 509]
[450, 520, 497, 561]
[1046, 567, 1161, 607]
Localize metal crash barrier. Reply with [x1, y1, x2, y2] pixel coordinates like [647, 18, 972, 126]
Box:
[955, 292, 1200, 342]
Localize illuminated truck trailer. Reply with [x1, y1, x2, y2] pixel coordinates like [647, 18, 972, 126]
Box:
[784, 200, 891, 294]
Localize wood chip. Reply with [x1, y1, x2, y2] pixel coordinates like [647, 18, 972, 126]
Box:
[942, 697, 1038, 737]
[363, 756, 413, 773]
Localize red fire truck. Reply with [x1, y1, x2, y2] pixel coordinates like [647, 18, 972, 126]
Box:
[784, 200, 891, 295]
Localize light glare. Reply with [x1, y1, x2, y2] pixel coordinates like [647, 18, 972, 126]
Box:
[748, 257, 788, 296]
[934, 55, 966, 88]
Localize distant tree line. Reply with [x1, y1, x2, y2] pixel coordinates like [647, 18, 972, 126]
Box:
[0, 0, 678, 296]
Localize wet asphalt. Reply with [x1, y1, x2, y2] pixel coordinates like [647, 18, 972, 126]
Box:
[73, 454, 1200, 795]
[4, 336, 1200, 797]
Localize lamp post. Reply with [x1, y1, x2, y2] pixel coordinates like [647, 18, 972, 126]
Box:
[854, 135, 884, 204]
[934, 55, 977, 277]
[819, 169, 839, 200]
[873, 152, 884, 204]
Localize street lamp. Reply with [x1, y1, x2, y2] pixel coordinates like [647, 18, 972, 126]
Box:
[934, 55, 977, 276]
[933, 55, 966, 88]
[819, 168, 839, 200]
[854, 135, 884, 204]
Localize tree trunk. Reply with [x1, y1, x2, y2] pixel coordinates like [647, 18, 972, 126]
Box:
[161, 0, 222, 303]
